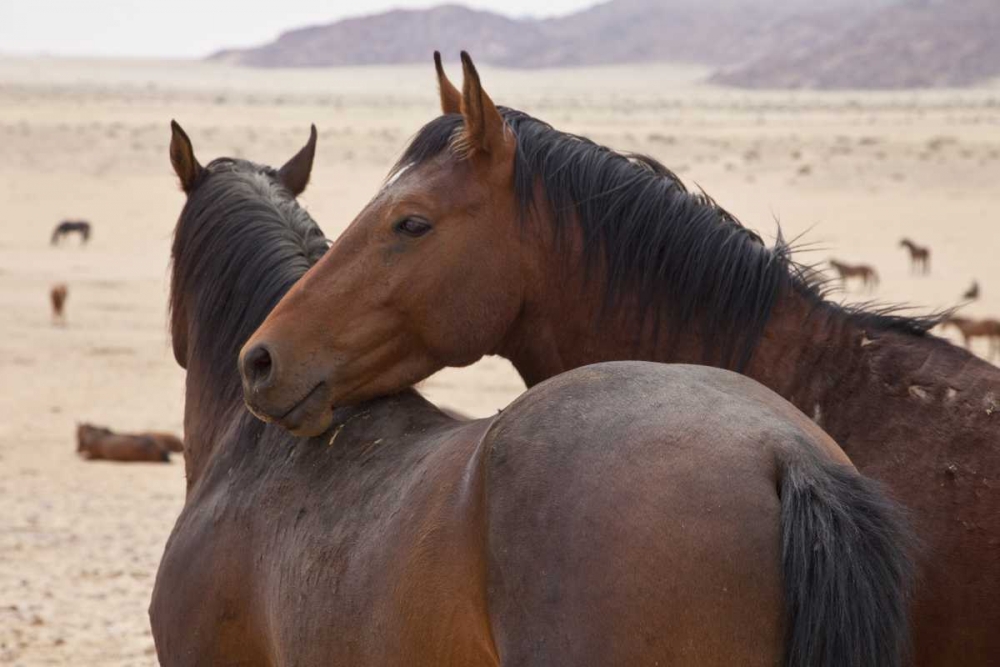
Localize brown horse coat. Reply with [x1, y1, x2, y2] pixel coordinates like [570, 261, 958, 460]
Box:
[152, 127, 913, 667]
[76, 423, 170, 462]
[241, 53, 1000, 667]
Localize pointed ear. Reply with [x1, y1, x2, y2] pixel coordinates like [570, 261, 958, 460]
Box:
[278, 124, 317, 196]
[458, 51, 508, 157]
[169, 120, 202, 193]
[434, 51, 461, 115]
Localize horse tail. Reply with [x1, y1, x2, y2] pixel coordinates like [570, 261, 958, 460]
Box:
[780, 453, 914, 667]
[51, 227, 61, 245]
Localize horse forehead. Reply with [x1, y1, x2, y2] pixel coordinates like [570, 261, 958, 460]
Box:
[380, 156, 484, 208]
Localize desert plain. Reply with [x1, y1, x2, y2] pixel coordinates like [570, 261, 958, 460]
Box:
[1, 57, 999, 665]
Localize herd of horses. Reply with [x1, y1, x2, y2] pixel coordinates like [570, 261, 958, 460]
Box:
[49, 219, 188, 455]
[47, 219, 90, 324]
[142, 52, 1000, 667]
[828, 241, 995, 360]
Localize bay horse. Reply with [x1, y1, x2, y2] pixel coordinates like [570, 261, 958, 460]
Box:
[50, 283, 68, 325]
[828, 259, 879, 291]
[942, 316, 1000, 360]
[50, 219, 91, 245]
[151, 121, 914, 667]
[77, 423, 170, 462]
[241, 52, 1000, 667]
[899, 238, 930, 274]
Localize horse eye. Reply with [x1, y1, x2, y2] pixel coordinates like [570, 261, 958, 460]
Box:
[394, 217, 432, 238]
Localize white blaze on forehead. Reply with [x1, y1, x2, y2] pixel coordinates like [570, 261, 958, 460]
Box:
[381, 162, 412, 193]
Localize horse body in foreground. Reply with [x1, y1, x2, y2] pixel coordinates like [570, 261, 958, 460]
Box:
[151, 124, 913, 667]
[242, 53, 1000, 667]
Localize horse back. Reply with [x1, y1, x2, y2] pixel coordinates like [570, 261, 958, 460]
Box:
[152, 401, 501, 667]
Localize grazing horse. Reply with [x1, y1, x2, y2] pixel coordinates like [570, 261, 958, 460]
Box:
[899, 238, 930, 274]
[76, 423, 170, 462]
[963, 280, 980, 301]
[942, 316, 1000, 360]
[50, 220, 91, 245]
[151, 122, 914, 667]
[828, 259, 879, 291]
[241, 52, 1000, 667]
[50, 283, 68, 325]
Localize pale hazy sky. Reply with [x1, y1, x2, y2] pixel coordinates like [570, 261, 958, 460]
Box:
[0, 0, 599, 58]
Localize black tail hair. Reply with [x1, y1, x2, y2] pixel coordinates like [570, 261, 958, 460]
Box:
[780, 455, 914, 667]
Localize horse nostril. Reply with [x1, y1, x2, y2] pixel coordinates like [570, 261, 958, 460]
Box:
[243, 343, 274, 389]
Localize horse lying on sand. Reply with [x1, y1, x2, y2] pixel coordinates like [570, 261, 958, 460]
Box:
[241, 52, 1000, 666]
[76, 423, 179, 462]
[150, 123, 913, 667]
[50, 220, 91, 245]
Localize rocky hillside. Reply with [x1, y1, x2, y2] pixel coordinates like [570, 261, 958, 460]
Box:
[713, 0, 1000, 89]
[211, 0, 881, 69]
[211, 0, 1000, 89]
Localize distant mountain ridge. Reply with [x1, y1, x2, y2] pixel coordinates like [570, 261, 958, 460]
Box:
[211, 0, 1000, 89]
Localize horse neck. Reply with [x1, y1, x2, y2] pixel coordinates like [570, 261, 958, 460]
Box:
[180, 357, 241, 490]
[506, 239, 876, 413]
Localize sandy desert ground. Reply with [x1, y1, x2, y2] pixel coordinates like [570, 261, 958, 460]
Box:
[1, 56, 999, 665]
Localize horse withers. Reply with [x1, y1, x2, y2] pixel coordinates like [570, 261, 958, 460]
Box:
[151, 122, 914, 667]
[241, 51, 1000, 667]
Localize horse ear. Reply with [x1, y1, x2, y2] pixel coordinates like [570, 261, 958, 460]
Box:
[434, 51, 461, 114]
[169, 120, 202, 193]
[278, 124, 317, 196]
[458, 51, 509, 158]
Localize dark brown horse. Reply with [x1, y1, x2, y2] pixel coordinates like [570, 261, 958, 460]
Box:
[242, 53, 1000, 667]
[50, 283, 68, 325]
[899, 238, 930, 274]
[50, 219, 91, 245]
[151, 122, 913, 667]
[828, 259, 879, 291]
[76, 423, 170, 462]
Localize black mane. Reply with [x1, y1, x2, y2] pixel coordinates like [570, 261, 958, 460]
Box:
[170, 158, 328, 402]
[394, 109, 939, 370]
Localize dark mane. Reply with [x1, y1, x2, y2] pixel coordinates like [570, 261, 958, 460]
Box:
[169, 158, 328, 401]
[394, 110, 940, 370]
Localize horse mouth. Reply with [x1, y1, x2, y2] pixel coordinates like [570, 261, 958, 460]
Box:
[248, 382, 332, 437]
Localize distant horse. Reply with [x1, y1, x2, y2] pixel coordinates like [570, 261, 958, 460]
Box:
[899, 237, 930, 274]
[151, 122, 914, 667]
[242, 51, 1000, 666]
[943, 316, 1000, 360]
[76, 423, 170, 462]
[50, 283, 68, 325]
[50, 220, 91, 245]
[144, 431, 184, 453]
[964, 280, 980, 301]
[828, 259, 879, 291]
